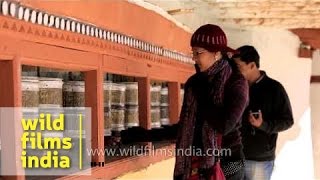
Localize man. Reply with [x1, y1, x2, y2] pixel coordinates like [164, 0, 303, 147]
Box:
[233, 45, 294, 180]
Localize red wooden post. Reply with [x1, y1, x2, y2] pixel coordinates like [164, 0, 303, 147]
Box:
[85, 68, 105, 165]
[137, 77, 151, 130]
[168, 82, 181, 124]
[0, 59, 25, 180]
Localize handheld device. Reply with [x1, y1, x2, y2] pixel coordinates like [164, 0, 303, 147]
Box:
[251, 112, 260, 119]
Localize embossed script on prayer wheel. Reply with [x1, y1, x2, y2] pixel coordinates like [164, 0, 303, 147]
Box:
[160, 106, 169, 125]
[111, 83, 126, 107]
[125, 106, 139, 128]
[123, 82, 138, 106]
[104, 110, 112, 136]
[160, 87, 168, 106]
[63, 81, 73, 107]
[104, 81, 112, 136]
[22, 76, 39, 107]
[150, 85, 161, 106]
[111, 106, 125, 132]
[39, 78, 63, 106]
[151, 107, 161, 128]
[160, 87, 169, 125]
[72, 81, 85, 107]
[104, 81, 112, 108]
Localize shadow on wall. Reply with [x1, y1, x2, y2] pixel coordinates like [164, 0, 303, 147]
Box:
[275, 79, 310, 158]
[275, 112, 302, 156]
[272, 108, 314, 180]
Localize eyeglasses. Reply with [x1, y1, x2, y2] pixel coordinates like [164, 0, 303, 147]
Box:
[192, 50, 207, 57]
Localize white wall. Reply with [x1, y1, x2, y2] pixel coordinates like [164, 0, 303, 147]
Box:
[226, 27, 314, 180]
[311, 84, 320, 180]
[311, 50, 320, 179]
[312, 50, 320, 76]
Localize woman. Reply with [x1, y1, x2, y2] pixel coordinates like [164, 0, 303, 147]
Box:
[174, 24, 249, 180]
[121, 24, 248, 180]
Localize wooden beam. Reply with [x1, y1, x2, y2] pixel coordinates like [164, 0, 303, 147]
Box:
[291, 29, 320, 39]
[167, 8, 194, 15]
[204, 17, 320, 28]
[311, 76, 320, 83]
[208, 1, 320, 9]
[19, 41, 100, 71]
[300, 39, 320, 50]
[291, 29, 320, 49]
[102, 54, 148, 78]
[199, 8, 320, 19]
[102, 54, 193, 84]
[208, 0, 320, 2]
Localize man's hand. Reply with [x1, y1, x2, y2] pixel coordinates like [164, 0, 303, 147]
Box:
[249, 110, 263, 128]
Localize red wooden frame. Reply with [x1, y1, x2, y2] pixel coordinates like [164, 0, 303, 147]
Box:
[0, 2, 193, 178]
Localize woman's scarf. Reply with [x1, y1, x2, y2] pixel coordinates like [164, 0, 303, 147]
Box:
[174, 59, 232, 179]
